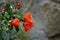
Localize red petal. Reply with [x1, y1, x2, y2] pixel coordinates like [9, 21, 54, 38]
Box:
[23, 12, 32, 22]
[2, 8, 6, 11]
[12, 18, 20, 27]
[15, 3, 21, 7]
[9, 22, 13, 26]
[24, 21, 34, 32]
[17, 3, 21, 6]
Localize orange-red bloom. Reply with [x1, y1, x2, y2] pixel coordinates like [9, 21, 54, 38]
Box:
[24, 20, 34, 32]
[23, 12, 34, 32]
[9, 18, 20, 27]
[23, 12, 32, 22]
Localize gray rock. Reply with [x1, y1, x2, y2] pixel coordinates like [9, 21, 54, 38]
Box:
[51, 0, 60, 3]
[41, 1, 60, 40]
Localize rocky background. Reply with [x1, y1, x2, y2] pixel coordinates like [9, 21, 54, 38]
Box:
[0, 0, 60, 40]
[40, 0, 60, 40]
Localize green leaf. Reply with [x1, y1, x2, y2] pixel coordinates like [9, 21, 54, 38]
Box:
[13, 12, 23, 21]
[0, 24, 3, 35]
[4, 12, 10, 20]
[15, 26, 19, 32]
[6, 2, 12, 14]
[17, 28, 28, 40]
[0, 29, 2, 35]
[17, 28, 25, 38]
[8, 26, 13, 30]
[0, 36, 4, 40]
[6, 2, 13, 20]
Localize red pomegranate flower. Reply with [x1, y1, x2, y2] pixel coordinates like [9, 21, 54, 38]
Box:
[15, 3, 21, 7]
[2, 7, 6, 13]
[23, 12, 32, 22]
[15, 3, 21, 9]
[24, 21, 34, 32]
[12, 18, 20, 27]
[23, 12, 34, 32]
[9, 18, 20, 27]
[9, 22, 13, 26]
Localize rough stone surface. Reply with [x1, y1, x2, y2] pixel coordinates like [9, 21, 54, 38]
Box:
[40, 0, 60, 40]
[51, 0, 60, 3]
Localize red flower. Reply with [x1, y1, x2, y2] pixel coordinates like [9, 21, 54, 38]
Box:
[23, 12, 34, 32]
[2, 7, 6, 13]
[15, 3, 21, 9]
[24, 21, 34, 32]
[8, 22, 13, 26]
[23, 12, 32, 22]
[12, 18, 20, 27]
[9, 18, 20, 27]
[15, 3, 21, 7]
